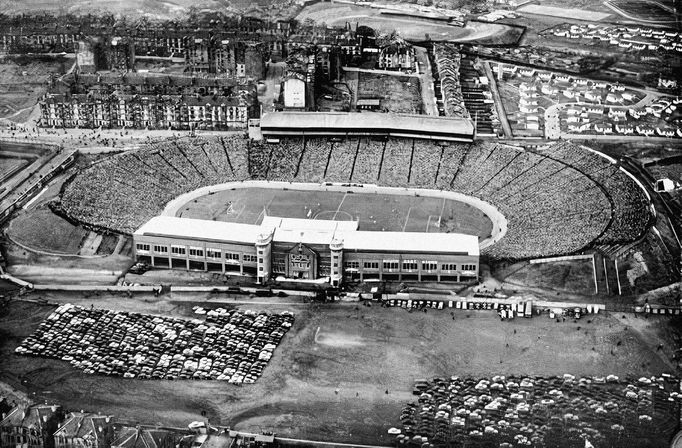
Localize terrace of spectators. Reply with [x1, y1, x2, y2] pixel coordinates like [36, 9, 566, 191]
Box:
[60, 137, 650, 259]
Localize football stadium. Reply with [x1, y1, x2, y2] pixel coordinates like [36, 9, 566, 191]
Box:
[58, 134, 652, 285]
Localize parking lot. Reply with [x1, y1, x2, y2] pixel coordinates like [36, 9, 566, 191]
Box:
[1, 299, 677, 445]
[15, 304, 294, 384]
[396, 374, 681, 447]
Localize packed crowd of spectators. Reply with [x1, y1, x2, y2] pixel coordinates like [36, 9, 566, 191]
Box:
[325, 139, 357, 183]
[295, 138, 333, 183]
[433, 44, 468, 118]
[60, 136, 650, 259]
[395, 375, 680, 447]
[409, 141, 442, 188]
[379, 139, 414, 187]
[352, 139, 385, 184]
[543, 142, 650, 243]
[61, 135, 251, 233]
[267, 138, 304, 181]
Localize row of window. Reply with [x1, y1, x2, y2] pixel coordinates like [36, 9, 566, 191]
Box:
[344, 260, 476, 272]
[137, 243, 256, 262]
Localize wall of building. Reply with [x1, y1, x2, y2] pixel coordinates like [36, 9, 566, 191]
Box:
[133, 235, 259, 276]
[342, 251, 478, 282]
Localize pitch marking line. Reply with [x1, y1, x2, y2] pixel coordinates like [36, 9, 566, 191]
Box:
[402, 206, 413, 232]
[332, 193, 348, 220]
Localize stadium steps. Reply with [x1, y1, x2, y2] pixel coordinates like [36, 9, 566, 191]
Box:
[349, 138, 361, 181]
[172, 141, 205, 178]
[323, 142, 334, 178]
[132, 152, 179, 186]
[449, 144, 471, 189]
[488, 156, 548, 197]
[474, 151, 522, 194]
[407, 139, 415, 184]
[293, 137, 307, 178]
[376, 139, 387, 182]
[157, 152, 188, 180]
[198, 141, 220, 174]
[218, 137, 235, 174]
[434, 144, 445, 184]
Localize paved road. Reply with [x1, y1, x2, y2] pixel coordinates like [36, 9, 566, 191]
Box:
[482, 61, 512, 138]
[543, 89, 664, 140]
[414, 46, 439, 117]
[260, 61, 285, 114]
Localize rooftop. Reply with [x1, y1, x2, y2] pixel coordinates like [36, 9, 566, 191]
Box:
[134, 216, 267, 244]
[135, 216, 479, 255]
[260, 112, 474, 138]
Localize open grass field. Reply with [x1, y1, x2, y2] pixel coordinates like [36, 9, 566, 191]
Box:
[502, 259, 597, 296]
[517, 4, 612, 21]
[0, 59, 69, 122]
[356, 72, 422, 114]
[7, 207, 88, 255]
[0, 298, 677, 445]
[175, 187, 493, 239]
[605, 0, 677, 23]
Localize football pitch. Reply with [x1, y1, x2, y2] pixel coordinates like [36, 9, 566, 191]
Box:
[176, 187, 493, 239]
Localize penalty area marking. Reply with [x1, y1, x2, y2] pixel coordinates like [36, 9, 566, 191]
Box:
[313, 210, 354, 221]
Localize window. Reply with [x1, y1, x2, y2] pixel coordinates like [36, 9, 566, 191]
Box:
[258, 266, 263, 271]
[273, 260, 286, 273]
[364, 261, 379, 270]
[383, 261, 399, 270]
[462, 264, 477, 271]
[136, 243, 150, 252]
[243, 254, 257, 263]
[345, 261, 360, 270]
[258, 250, 263, 255]
[171, 245, 186, 256]
[225, 252, 240, 262]
[206, 248, 221, 259]
[441, 263, 457, 271]
[153, 245, 168, 254]
[258, 258, 264, 264]
[189, 247, 204, 257]
[422, 261, 438, 271]
[332, 262, 338, 268]
[402, 260, 418, 271]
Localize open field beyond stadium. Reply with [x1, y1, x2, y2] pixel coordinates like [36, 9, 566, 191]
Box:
[297, 3, 523, 44]
[517, 4, 612, 21]
[0, 300, 676, 445]
[174, 187, 494, 239]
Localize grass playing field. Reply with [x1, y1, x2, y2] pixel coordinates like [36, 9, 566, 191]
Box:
[175, 187, 493, 239]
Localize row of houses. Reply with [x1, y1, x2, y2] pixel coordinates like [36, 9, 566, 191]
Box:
[549, 23, 682, 55]
[0, 14, 293, 55]
[0, 402, 276, 448]
[39, 73, 257, 129]
[40, 94, 253, 130]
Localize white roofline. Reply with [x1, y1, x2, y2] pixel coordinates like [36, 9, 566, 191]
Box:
[134, 216, 479, 256]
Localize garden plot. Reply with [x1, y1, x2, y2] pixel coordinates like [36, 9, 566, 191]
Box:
[15, 304, 294, 384]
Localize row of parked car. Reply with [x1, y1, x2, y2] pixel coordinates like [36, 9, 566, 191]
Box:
[15, 304, 295, 384]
